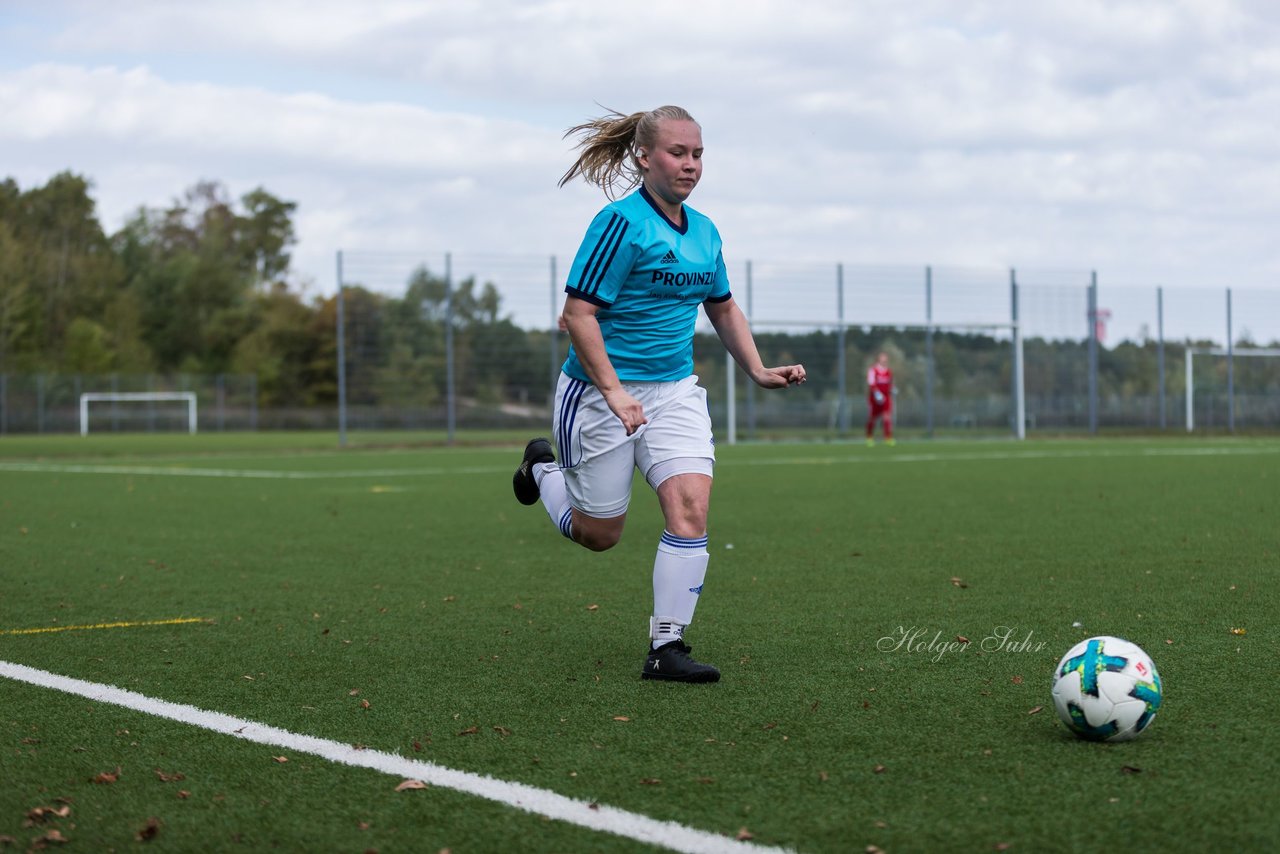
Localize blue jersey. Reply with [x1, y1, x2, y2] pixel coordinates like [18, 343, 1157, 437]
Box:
[562, 185, 732, 383]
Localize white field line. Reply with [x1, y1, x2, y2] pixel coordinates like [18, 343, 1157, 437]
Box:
[0, 443, 1276, 480]
[0, 660, 791, 854]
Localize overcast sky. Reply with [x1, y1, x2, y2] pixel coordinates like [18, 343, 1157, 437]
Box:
[2, 0, 1278, 342]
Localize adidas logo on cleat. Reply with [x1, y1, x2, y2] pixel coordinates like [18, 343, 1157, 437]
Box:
[659, 250, 679, 264]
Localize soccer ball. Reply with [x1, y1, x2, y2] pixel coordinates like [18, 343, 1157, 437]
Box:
[1050, 636, 1162, 742]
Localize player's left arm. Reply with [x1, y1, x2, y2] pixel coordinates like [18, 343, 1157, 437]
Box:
[705, 297, 806, 389]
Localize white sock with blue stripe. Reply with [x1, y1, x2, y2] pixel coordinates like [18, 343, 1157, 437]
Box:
[651, 530, 709, 650]
[533, 462, 573, 540]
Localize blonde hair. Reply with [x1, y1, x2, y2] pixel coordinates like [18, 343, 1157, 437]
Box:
[558, 105, 698, 199]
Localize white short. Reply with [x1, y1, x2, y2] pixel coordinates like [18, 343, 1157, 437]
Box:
[553, 372, 716, 518]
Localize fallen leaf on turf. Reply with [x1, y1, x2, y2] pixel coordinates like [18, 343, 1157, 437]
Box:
[154, 769, 185, 783]
[91, 767, 121, 784]
[456, 726, 479, 736]
[395, 779, 428, 792]
[586, 604, 599, 611]
[697, 776, 715, 784]
[349, 689, 360, 696]
[33, 829, 67, 845]
[873, 764, 886, 774]
[136, 817, 160, 841]
[272, 756, 288, 763]
[1028, 706, 1044, 715]
[1121, 765, 1142, 775]
[995, 844, 1012, 852]
[640, 778, 661, 785]
[867, 846, 884, 854]
[1011, 675, 1023, 685]
[957, 635, 970, 644]
[736, 828, 753, 841]
[177, 791, 190, 800]
[817, 771, 829, 782]
[492, 726, 511, 737]
[0, 834, 15, 846]
[360, 699, 371, 709]
[612, 716, 630, 722]
[874, 820, 887, 829]
[762, 722, 778, 730]
[412, 741, 423, 752]
[24, 806, 71, 825]
[1165, 639, 1174, 645]
[950, 576, 968, 588]
[588, 802, 599, 810]
[1230, 627, 1246, 635]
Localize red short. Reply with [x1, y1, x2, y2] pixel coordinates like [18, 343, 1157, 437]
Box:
[868, 398, 891, 418]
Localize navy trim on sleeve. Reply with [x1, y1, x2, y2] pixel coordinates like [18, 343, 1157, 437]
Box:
[704, 291, 733, 304]
[565, 287, 612, 308]
[578, 214, 628, 296]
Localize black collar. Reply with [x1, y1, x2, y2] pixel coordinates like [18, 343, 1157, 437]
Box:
[639, 185, 688, 235]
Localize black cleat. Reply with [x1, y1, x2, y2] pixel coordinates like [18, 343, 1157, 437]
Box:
[641, 641, 721, 683]
[513, 438, 555, 505]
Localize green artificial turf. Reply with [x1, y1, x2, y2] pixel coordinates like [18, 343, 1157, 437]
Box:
[1, 435, 1277, 852]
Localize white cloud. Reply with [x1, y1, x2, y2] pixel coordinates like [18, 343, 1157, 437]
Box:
[1, 0, 1278, 341]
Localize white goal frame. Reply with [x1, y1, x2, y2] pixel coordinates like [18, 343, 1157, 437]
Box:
[79, 392, 198, 436]
[1184, 347, 1280, 432]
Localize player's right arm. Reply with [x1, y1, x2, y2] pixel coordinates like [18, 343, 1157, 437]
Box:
[561, 296, 647, 435]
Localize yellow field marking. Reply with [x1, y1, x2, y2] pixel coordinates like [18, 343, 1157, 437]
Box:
[0, 617, 208, 636]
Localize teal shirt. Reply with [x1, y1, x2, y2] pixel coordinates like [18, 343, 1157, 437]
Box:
[562, 185, 732, 383]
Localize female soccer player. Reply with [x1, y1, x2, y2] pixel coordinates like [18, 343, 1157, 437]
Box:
[513, 105, 806, 683]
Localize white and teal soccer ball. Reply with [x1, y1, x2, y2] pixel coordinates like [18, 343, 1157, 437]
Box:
[1050, 636, 1162, 742]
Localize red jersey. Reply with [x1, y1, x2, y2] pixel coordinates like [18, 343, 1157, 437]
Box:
[867, 365, 893, 400]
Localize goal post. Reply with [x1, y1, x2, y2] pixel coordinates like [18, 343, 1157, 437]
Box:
[79, 392, 198, 436]
[1184, 347, 1280, 432]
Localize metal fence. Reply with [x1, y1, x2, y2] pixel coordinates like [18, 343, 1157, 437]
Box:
[3, 254, 1277, 438]
[0, 374, 260, 435]
[334, 252, 1280, 441]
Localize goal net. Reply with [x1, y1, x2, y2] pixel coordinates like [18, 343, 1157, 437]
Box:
[79, 392, 198, 436]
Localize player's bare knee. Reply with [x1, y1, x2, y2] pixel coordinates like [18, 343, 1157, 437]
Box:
[577, 528, 622, 552]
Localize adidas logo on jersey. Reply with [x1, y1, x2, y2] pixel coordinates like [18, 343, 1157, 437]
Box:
[659, 250, 679, 265]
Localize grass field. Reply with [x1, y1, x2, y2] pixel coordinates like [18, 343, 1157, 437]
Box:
[2, 433, 1277, 852]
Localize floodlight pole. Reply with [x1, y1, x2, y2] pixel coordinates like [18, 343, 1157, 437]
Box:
[549, 255, 559, 408]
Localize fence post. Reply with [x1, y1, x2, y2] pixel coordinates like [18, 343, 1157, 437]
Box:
[1227, 287, 1234, 433]
[1157, 287, 1165, 430]
[1088, 271, 1098, 434]
[0, 373, 5, 434]
[836, 263, 847, 435]
[37, 373, 45, 434]
[445, 252, 456, 444]
[249, 374, 258, 431]
[925, 265, 934, 439]
[1011, 269, 1025, 439]
[336, 250, 348, 447]
[1185, 348, 1194, 432]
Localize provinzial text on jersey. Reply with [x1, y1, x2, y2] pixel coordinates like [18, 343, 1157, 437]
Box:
[649, 270, 718, 287]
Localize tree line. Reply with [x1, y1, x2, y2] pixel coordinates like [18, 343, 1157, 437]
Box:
[2, 173, 1274, 417]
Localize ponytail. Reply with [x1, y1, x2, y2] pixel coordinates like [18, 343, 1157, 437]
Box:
[558, 105, 697, 199]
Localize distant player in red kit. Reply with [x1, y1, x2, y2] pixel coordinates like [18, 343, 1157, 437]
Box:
[866, 351, 894, 446]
